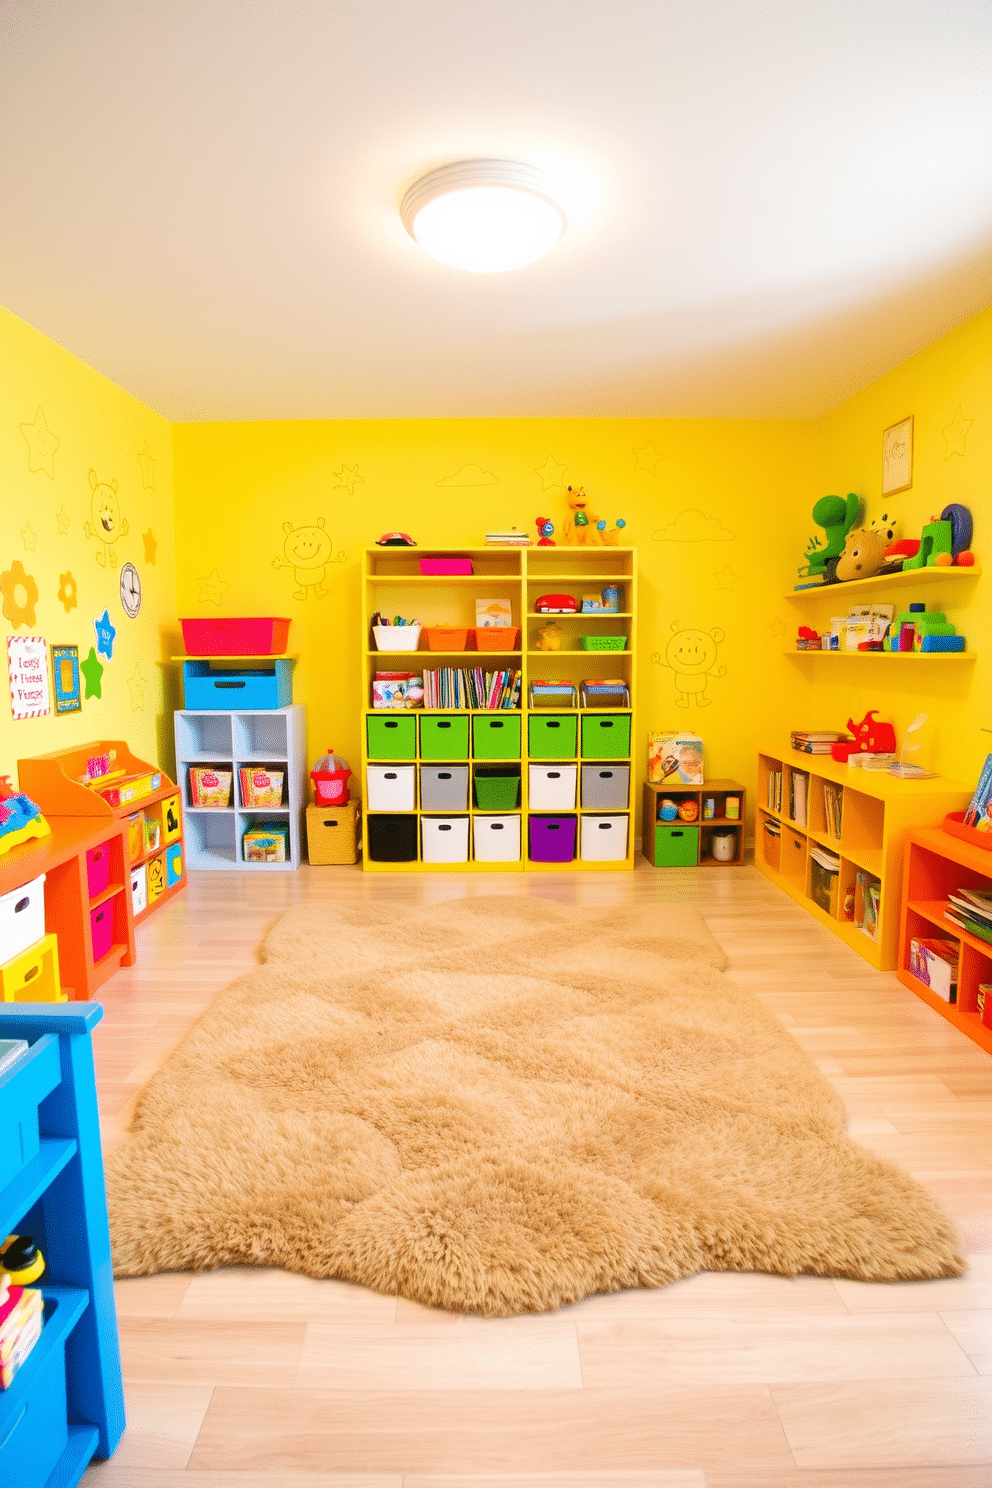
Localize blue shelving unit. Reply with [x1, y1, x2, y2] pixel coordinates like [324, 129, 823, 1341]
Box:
[0, 1003, 124, 1486]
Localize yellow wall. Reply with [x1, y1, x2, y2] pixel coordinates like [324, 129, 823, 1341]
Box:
[774, 307, 989, 786]
[0, 309, 177, 783]
[172, 418, 814, 831]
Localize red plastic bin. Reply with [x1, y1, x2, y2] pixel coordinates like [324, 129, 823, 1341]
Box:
[85, 843, 111, 899]
[90, 901, 114, 961]
[180, 617, 291, 656]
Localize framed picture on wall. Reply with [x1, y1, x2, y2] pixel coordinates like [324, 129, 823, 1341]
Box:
[882, 415, 913, 495]
[51, 643, 82, 714]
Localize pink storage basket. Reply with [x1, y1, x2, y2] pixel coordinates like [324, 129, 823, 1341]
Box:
[180, 617, 291, 656]
[85, 844, 111, 900]
[419, 558, 473, 576]
[90, 901, 114, 961]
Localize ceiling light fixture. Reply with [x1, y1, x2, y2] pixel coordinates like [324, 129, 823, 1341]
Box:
[400, 160, 567, 273]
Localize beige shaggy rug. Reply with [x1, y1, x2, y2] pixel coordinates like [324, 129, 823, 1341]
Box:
[107, 895, 963, 1315]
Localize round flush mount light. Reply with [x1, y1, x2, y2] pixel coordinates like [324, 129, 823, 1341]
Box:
[400, 160, 567, 273]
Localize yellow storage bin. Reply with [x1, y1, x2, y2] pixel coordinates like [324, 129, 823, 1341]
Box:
[0, 933, 66, 1003]
[307, 803, 360, 865]
[162, 793, 182, 843]
[146, 854, 166, 902]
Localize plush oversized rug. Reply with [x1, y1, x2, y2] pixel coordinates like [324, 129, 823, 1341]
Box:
[107, 895, 963, 1315]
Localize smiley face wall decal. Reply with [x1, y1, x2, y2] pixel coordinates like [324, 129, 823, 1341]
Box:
[83, 470, 129, 567]
[272, 518, 345, 599]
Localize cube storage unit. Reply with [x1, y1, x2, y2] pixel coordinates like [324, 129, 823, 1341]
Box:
[361, 546, 636, 871]
[642, 779, 748, 869]
[580, 814, 629, 861]
[0, 1003, 125, 1483]
[174, 706, 306, 870]
[755, 744, 970, 971]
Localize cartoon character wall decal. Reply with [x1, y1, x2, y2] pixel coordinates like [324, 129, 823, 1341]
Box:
[84, 470, 129, 567]
[652, 622, 727, 708]
[272, 518, 344, 599]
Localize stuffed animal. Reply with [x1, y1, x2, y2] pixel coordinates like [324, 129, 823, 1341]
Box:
[835, 527, 890, 582]
[563, 486, 603, 545]
[534, 622, 562, 651]
[800, 493, 860, 583]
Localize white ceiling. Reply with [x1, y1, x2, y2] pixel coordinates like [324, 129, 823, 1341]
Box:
[2, 1, 990, 421]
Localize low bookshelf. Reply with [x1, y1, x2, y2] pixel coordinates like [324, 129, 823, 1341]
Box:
[642, 780, 746, 867]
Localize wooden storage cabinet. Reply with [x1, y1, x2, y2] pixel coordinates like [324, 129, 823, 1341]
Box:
[641, 780, 746, 867]
[755, 743, 970, 970]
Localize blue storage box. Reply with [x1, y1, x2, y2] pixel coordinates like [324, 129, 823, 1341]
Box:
[182, 660, 292, 710]
[165, 841, 184, 887]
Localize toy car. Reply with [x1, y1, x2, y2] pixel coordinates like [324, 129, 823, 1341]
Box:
[535, 593, 579, 613]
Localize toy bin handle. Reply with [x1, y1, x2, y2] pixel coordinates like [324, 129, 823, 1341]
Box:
[215, 680, 246, 689]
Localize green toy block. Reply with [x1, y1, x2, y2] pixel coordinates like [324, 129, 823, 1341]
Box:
[903, 520, 953, 569]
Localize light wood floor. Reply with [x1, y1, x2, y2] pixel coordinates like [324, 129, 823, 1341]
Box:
[83, 861, 991, 1488]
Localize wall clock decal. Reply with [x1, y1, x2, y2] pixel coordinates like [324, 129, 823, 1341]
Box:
[120, 562, 142, 618]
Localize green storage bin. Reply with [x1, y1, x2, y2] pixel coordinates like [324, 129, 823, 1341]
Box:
[420, 714, 470, 760]
[654, 824, 699, 866]
[527, 713, 577, 759]
[473, 714, 521, 759]
[474, 768, 521, 809]
[581, 713, 631, 759]
[367, 714, 417, 759]
[580, 635, 627, 651]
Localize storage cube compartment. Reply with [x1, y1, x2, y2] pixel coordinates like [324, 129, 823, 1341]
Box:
[89, 901, 115, 962]
[421, 815, 470, 863]
[420, 765, 469, 811]
[180, 615, 290, 656]
[126, 811, 146, 863]
[367, 713, 417, 759]
[810, 855, 840, 914]
[473, 714, 522, 759]
[842, 788, 885, 855]
[474, 767, 521, 810]
[580, 814, 629, 861]
[654, 824, 698, 866]
[781, 829, 808, 888]
[581, 713, 631, 759]
[0, 1030, 60, 1187]
[529, 764, 577, 810]
[130, 863, 148, 916]
[420, 714, 470, 760]
[234, 711, 291, 759]
[366, 765, 416, 811]
[528, 815, 577, 862]
[0, 932, 64, 1004]
[527, 714, 577, 759]
[161, 793, 182, 842]
[0, 1295, 71, 1482]
[166, 841, 184, 887]
[174, 711, 234, 761]
[758, 814, 781, 873]
[0, 874, 46, 965]
[473, 814, 521, 862]
[182, 659, 292, 710]
[306, 802, 360, 865]
[702, 825, 741, 864]
[580, 764, 630, 809]
[184, 811, 237, 869]
[186, 765, 233, 809]
[85, 844, 111, 900]
[367, 814, 418, 862]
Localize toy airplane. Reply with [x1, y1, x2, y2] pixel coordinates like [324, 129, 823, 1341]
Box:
[0, 777, 50, 858]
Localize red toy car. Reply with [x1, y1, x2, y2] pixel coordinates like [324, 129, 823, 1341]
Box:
[535, 593, 579, 613]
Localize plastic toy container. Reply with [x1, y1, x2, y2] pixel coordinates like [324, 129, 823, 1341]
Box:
[529, 764, 577, 811]
[420, 558, 473, 575]
[420, 765, 469, 811]
[580, 814, 629, 861]
[0, 932, 64, 1003]
[580, 635, 627, 651]
[310, 750, 351, 805]
[473, 814, 521, 862]
[367, 715, 417, 759]
[581, 713, 631, 759]
[473, 627, 520, 651]
[421, 816, 469, 863]
[180, 617, 290, 656]
[89, 902, 114, 962]
[654, 824, 699, 866]
[182, 661, 292, 710]
[85, 843, 111, 900]
[367, 814, 418, 862]
[0, 873, 46, 964]
[529, 815, 577, 862]
[373, 625, 421, 651]
[166, 841, 184, 886]
[420, 715, 470, 760]
[473, 715, 521, 759]
[424, 626, 471, 651]
[474, 768, 521, 809]
[528, 714, 577, 759]
[366, 765, 415, 811]
[581, 764, 630, 809]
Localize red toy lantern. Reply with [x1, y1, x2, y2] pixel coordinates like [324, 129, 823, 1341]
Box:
[310, 749, 352, 805]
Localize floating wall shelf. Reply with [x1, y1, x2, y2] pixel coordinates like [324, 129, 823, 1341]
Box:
[784, 566, 980, 603]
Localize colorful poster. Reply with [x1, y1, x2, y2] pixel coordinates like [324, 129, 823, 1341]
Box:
[7, 635, 51, 719]
[51, 643, 82, 714]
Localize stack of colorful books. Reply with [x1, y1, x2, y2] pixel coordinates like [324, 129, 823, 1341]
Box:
[790, 730, 849, 754]
[945, 888, 992, 944]
[0, 1278, 43, 1390]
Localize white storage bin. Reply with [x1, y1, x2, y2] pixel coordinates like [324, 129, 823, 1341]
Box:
[0, 873, 46, 964]
[366, 764, 416, 811]
[130, 863, 148, 916]
[422, 816, 470, 863]
[528, 764, 577, 811]
[473, 814, 521, 862]
[580, 814, 629, 861]
[373, 624, 421, 652]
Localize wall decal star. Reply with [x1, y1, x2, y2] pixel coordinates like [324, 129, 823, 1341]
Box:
[20, 407, 60, 477]
[714, 564, 739, 591]
[197, 568, 230, 606]
[632, 440, 663, 474]
[128, 664, 146, 711]
[81, 646, 104, 700]
[55, 505, 70, 535]
[21, 522, 37, 552]
[142, 528, 158, 564]
[94, 607, 117, 660]
[334, 463, 364, 495]
[943, 406, 973, 458]
[768, 618, 787, 637]
[534, 455, 568, 491]
[137, 441, 156, 488]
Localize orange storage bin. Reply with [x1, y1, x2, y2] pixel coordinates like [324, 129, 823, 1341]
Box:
[473, 627, 520, 651]
[424, 627, 471, 652]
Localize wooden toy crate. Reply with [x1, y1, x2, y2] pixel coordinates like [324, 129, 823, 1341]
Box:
[307, 802, 360, 864]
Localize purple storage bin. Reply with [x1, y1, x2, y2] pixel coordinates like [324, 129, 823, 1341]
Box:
[528, 814, 577, 862]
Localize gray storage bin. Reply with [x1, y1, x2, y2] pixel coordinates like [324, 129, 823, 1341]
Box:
[581, 763, 630, 809]
[420, 764, 469, 811]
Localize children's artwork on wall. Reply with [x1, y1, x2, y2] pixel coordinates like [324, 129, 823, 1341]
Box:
[58, 571, 78, 612]
[93, 608, 117, 660]
[21, 522, 37, 553]
[55, 505, 70, 535]
[436, 464, 498, 487]
[534, 455, 568, 490]
[51, 644, 81, 714]
[652, 622, 727, 709]
[632, 440, 663, 473]
[19, 407, 60, 477]
[333, 463, 364, 494]
[1, 560, 39, 628]
[272, 518, 345, 600]
[943, 406, 973, 459]
[119, 562, 142, 618]
[6, 636, 51, 719]
[882, 415, 913, 494]
[653, 509, 735, 543]
[137, 441, 156, 488]
[197, 568, 230, 605]
[714, 565, 739, 590]
[80, 646, 104, 700]
[127, 664, 146, 711]
[84, 469, 129, 566]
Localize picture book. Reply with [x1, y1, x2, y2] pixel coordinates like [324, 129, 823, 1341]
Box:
[648, 732, 703, 784]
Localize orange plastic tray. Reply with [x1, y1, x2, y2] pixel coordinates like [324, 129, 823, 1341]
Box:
[424, 627, 471, 651]
[943, 811, 992, 852]
[473, 627, 520, 651]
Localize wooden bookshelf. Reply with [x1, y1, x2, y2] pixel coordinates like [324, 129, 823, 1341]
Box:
[361, 546, 637, 872]
[642, 780, 746, 867]
[754, 744, 970, 970]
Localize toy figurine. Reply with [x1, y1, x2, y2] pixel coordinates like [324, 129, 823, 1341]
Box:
[597, 517, 627, 546]
[835, 526, 890, 582]
[0, 1235, 45, 1286]
[562, 486, 603, 545]
[534, 622, 562, 652]
[830, 710, 897, 761]
[535, 517, 555, 546]
[0, 777, 50, 858]
[799, 493, 860, 585]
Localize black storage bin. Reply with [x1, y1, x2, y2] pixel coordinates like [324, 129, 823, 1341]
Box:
[366, 813, 418, 862]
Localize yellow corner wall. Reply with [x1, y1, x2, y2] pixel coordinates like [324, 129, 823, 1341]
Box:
[173, 417, 815, 831]
[1, 309, 178, 782]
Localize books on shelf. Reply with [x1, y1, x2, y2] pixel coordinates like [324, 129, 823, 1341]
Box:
[945, 887, 992, 944]
[822, 781, 843, 840]
[854, 869, 880, 942]
[909, 938, 959, 1002]
[766, 769, 784, 813]
[422, 667, 522, 710]
[484, 531, 531, 546]
[790, 730, 848, 754]
[0, 1283, 43, 1390]
[789, 771, 808, 826]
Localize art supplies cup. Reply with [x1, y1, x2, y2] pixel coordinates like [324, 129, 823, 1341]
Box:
[725, 796, 741, 820]
[703, 797, 715, 820]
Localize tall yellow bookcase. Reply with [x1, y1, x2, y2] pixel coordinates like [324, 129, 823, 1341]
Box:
[361, 545, 637, 872]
